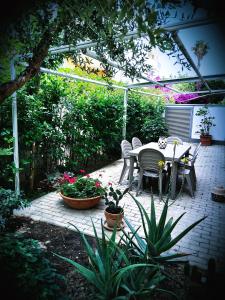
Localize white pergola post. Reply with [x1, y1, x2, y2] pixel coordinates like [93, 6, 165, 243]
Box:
[10, 59, 20, 196]
[122, 88, 128, 139]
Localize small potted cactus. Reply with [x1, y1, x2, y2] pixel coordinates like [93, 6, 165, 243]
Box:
[103, 185, 128, 230]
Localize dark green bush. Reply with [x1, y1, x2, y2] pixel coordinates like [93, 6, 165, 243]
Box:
[0, 129, 14, 187]
[141, 115, 168, 142]
[0, 188, 29, 230]
[126, 92, 167, 143]
[0, 233, 66, 300]
[0, 70, 167, 192]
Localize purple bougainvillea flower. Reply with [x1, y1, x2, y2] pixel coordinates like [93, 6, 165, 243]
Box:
[174, 93, 198, 103]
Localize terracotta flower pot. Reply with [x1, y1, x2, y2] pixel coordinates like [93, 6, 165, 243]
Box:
[59, 192, 101, 209]
[200, 135, 212, 146]
[104, 207, 124, 229]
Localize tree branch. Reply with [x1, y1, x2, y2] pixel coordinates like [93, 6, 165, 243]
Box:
[0, 28, 55, 104]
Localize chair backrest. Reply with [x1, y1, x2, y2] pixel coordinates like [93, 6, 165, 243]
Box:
[132, 137, 142, 149]
[167, 136, 183, 145]
[138, 149, 165, 173]
[121, 140, 132, 159]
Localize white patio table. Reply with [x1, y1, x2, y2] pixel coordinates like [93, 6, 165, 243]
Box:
[128, 142, 191, 200]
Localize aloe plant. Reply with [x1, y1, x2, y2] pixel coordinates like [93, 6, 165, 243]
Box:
[117, 266, 178, 300]
[54, 220, 173, 299]
[122, 193, 206, 264]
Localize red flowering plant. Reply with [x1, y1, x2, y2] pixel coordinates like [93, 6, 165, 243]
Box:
[58, 170, 106, 199]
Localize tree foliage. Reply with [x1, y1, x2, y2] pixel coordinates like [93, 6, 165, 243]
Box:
[0, 0, 192, 103]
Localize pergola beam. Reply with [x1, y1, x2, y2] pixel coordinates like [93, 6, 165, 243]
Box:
[21, 18, 219, 96]
[128, 74, 225, 88]
[130, 90, 162, 97]
[122, 89, 128, 139]
[181, 89, 225, 95]
[131, 89, 225, 97]
[20, 60, 225, 98]
[163, 18, 217, 32]
[49, 18, 216, 54]
[39, 67, 127, 90]
[85, 50, 182, 94]
[10, 59, 20, 196]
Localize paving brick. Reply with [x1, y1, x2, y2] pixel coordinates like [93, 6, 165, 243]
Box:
[14, 144, 225, 270]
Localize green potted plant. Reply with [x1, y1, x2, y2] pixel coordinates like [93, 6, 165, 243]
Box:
[103, 185, 129, 230]
[58, 170, 106, 209]
[195, 106, 216, 146]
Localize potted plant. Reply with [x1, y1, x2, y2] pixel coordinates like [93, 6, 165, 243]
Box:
[58, 171, 106, 209]
[103, 185, 129, 230]
[195, 106, 216, 146]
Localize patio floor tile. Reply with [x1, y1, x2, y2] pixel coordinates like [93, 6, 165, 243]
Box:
[15, 144, 225, 271]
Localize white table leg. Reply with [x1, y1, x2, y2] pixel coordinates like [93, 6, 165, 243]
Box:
[129, 156, 135, 190]
[170, 161, 178, 200]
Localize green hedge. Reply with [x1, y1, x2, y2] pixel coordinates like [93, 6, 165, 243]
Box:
[0, 70, 167, 191]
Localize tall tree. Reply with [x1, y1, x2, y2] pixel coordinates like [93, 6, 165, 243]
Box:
[0, 0, 196, 104]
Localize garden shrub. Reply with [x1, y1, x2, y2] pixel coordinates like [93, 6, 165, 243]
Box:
[0, 232, 66, 300]
[141, 114, 168, 141]
[126, 92, 167, 142]
[0, 69, 167, 192]
[0, 129, 14, 187]
[0, 188, 29, 230]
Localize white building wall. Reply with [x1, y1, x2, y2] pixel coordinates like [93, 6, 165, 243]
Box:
[191, 105, 225, 142]
[165, 104, 225, 142]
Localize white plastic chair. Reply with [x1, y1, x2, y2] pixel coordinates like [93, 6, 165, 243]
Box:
[136, 149, 166, 198]
[178, 143, 201, 196]
[167, 136, 183, 145]
[119, 140, 139, 184]
[132, 137, 142, 149]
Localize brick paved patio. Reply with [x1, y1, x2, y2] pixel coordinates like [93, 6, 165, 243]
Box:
[15, 144, 225, 271]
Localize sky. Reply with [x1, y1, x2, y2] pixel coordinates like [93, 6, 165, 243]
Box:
[114, 22, 225, 84]
[114, 1, 225, 84]
[61, 1, 225, 86]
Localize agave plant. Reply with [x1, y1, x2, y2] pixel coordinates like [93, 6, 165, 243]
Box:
[118, 266, 178, 300]
[54, 220, 168, 300]
[122, 193, 206, 264]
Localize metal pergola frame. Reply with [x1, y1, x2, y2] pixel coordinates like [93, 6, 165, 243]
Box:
[10, 17, 225, 195]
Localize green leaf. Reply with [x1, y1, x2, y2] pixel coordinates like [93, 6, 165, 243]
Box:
[156, 198, 169, 241]
[0, 147, 13, 156]
[160, 216, 207, 252]
[134, 197, 157, 256]
[124, 217, 146, 254]
[156, 213, 185, 252]
[154, 253, 189, 262]
[114, 264, 157, 293]
[53, 253, 98, 284]
[150, 194, 157, 242]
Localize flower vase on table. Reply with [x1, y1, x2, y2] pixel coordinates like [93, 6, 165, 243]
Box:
[158, 137, 167, 149]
